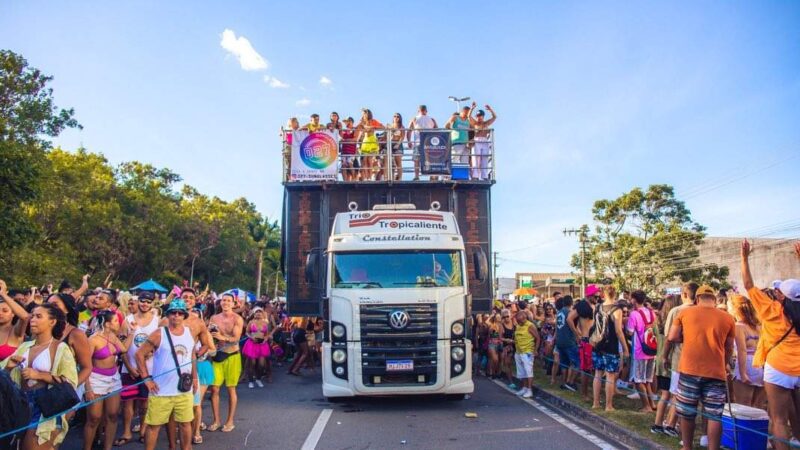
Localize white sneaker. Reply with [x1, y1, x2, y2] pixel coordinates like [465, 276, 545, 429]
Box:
[248, 382, 254, 389]
[522, 389, 533, 399]
[516, 388, 527, 396]
[255, 379, 264, 388]
[626, 392, 640, 400]
[700, 435, 708, 447]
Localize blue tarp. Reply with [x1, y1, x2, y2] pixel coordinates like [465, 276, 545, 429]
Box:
[131, 279, 168, 293]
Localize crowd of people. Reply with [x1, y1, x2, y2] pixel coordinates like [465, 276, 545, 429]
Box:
[472, 240, 800, 450]
[0, 278, 324, 450]
[281, 103, 497, 182]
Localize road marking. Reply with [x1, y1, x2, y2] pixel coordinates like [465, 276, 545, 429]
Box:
[301, 408, 333, 450]
[244, 429, 252, 447]
[491, 379, 617, 450]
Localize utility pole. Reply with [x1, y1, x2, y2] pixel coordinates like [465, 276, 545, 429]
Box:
[255, 245, 264, 299]
[563, 225, 590, 298]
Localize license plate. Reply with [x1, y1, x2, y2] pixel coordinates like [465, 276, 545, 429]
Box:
[386, 360, 414, 372]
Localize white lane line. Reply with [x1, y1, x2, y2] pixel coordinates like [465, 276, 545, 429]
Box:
[491, 379, 617, 450]
[301, 408, 333, 450]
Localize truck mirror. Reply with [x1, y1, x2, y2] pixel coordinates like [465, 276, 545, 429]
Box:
[472, 247, 488, 283]
[305, 249, 320, 284]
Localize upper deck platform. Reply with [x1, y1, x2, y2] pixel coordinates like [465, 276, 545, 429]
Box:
[281, 127, 495, 185]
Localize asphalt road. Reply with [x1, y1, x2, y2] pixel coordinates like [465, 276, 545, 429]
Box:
[61, 368, 616, 450]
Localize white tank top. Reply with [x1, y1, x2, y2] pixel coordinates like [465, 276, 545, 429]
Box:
[123, 314, 159, 374]
[412, 114, 436, 142]
[150, 326, 194, 396]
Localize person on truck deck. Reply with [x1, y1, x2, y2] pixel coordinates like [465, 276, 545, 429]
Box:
[302, 113, 324, 132]
[406, 104, 438, 181]
[445, 106, 471, 166]
[326, 112, 342, 132]
[357, 108, 383, 181]
[340, 117, 359, 181]
[468, 103, 496, 180]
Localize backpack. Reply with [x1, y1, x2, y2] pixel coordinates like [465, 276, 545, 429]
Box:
[589, 305, 617, 348]
[636, 309, 659, 357]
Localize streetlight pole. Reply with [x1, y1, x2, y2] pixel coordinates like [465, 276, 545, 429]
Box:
[448, 95, 471, 112]
[255, 244, 265, 299]
[564, 225, 590, 297]
[189, 244, 216, 287]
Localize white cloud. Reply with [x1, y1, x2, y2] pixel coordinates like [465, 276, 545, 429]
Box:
[263, 76, 290, 89]
[220, 29, 268, 71]
[319, 76, 333, 87]
[295, 98, 311, 107]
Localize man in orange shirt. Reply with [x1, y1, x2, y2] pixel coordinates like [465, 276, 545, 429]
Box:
[668, 284, 735, 450]
[741, 240, 800, 450]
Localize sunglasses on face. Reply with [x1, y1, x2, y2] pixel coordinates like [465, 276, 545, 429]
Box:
[168, 311, 184, 316]
[139, 299, 153, 304]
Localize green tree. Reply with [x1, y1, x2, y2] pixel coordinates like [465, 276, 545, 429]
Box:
[572, 184, 729, 296]
[0, 50, 81, 263]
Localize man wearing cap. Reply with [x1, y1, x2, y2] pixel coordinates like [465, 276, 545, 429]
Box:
[468, 102, 496, 180]
[117, 290, 160, 446]
[407, 105, 438, 181]
[741, 240, 800, 450]
[137, 299, 197, 450]
[568, 284, 600, 400]
[668, 284, 735, 450]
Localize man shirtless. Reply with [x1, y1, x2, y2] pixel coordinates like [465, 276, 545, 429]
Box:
[568, 284, 601, 400]
[207, 293, 243, 432]
[468, 102, 497, 180]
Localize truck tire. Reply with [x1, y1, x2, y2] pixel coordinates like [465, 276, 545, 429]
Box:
[445, 394, 466, 401]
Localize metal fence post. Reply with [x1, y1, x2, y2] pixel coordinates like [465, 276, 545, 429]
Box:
[385, 128, 392, 181]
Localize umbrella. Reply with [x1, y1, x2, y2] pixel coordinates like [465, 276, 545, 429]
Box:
[512, 287, 538, 296]
[131, 279, 168, 293]
[222, 288, 257, 302]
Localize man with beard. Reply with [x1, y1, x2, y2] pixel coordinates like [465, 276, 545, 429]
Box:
[207, 293, 244, 433]
[116, 290, 160, 446]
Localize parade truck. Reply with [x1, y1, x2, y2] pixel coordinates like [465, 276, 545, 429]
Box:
[280, 128, 494, 399]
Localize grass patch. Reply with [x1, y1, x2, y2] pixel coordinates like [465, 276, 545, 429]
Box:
[530, 365, 681, 449]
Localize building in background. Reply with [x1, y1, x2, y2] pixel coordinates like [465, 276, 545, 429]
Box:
[698, 237, 797, 290]
[514, 272, 579, 299]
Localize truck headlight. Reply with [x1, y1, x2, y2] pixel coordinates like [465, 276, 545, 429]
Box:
[451, 347, 465, 361]
[332, 349, 347, 364]
[332, 324, 346, 339]
[451, 321, 464, 337]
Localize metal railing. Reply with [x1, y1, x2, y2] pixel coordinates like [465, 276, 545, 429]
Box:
[281, 127, 495, 183]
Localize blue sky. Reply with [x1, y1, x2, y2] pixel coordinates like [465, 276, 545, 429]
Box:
[2, 1, 799, 277]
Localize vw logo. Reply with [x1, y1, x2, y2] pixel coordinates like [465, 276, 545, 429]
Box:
[388, 310, 410, 330]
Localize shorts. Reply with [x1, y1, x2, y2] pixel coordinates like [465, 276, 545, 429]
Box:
[656, 375, 671, 392]
[212, 352, 242, 387]
[515, 352, 534, 379]
[630, 358, 655, 383]
[197, 359, 215, 386]
[763, 362, 800, 390]
[121, 373, 149, 401]
[675, 373, 727, 420]
[733, 353, 764, 387]
[579, 340, 594, 372]
[25, 388, 64, 427]
[556, 344, 580, 370]
[592, 352, 621, 373]
[89, 371, 122, 396]
[145, 393, 194, 425]
[670, 370, 681, 395]
[488, 342, 503, 353]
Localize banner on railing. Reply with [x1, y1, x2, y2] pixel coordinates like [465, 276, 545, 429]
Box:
[419, 131, 451, 175]
[290, 131, 340, 181]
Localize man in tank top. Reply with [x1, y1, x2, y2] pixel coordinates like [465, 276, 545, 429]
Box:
[136, 299, 197, 450]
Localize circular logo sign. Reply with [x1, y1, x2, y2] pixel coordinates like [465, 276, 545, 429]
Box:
[431, 137, 440, 146]
[388, 310, 410, 330]
[299, 133, 338, 169]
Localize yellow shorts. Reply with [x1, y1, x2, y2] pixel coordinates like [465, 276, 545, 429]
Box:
[212, 352, 242, 387]
[145, 393, 194, 425]
[361, 135, 378, 154]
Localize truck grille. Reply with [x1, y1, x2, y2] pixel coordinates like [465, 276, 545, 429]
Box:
[359, 304, 438, 386]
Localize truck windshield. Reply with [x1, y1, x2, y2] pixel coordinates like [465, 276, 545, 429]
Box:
[332, 251, 463, 288]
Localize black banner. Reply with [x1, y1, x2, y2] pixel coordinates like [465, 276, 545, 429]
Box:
[420, 131, 451, 175]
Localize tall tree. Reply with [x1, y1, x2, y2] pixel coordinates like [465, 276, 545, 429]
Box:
[573, 184, 729, 295]
[0, 50, 81, 263]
